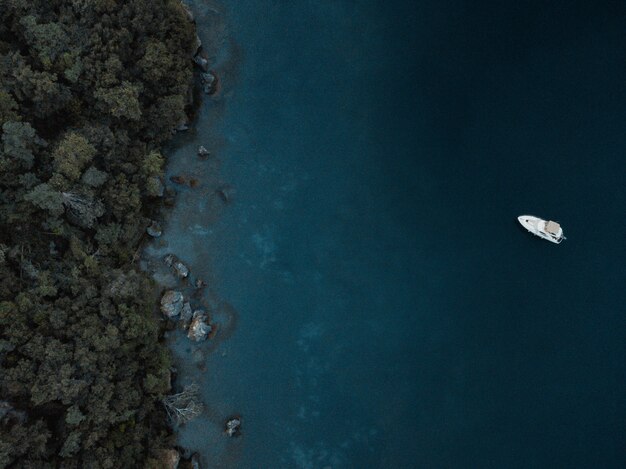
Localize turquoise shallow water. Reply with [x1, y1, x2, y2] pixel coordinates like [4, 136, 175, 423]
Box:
[155, 1, 626, 467]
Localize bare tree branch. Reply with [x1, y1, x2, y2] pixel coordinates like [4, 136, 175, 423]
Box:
[162, 383, 203, 426]
[61, 191, 103, 228]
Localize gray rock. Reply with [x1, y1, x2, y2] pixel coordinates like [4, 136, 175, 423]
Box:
[164, 254, 189, 278]
[160, 291, 184, 318]
[188, 311, 211, 341]
[159, 448, 180, 469]
[215, 185, 234, 204]
[175, 121, 189, 132]
[197, 146, 210, 158]
[225, 417, 241, 437]
[200, 72, 215, 85]
[147, 220, 162, 238]
[190, 453, 201, 469]
[201, 71, 217, 95]
[193, 55, 209, 72]
[180, 302, 193, 328]
[194, 34, 202, 56]
[173, 260, 189, 278]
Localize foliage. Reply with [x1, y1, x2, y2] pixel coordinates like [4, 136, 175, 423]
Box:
[0, 0, 196, 467]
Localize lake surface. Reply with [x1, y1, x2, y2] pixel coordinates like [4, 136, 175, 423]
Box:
[153, 1, 626, 467]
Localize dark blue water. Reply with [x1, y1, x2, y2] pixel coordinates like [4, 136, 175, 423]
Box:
[158, 1, 626, 467]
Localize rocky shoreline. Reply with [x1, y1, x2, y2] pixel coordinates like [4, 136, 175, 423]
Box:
[143, 2, 239, 467]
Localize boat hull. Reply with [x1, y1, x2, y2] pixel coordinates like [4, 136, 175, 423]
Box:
[518, 215, 564, 244]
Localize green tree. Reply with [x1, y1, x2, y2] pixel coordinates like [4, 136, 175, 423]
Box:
[24, 183, 64, 216]
[94, 81, 142, 120]
[0, 90, 19, 127]
[19, 16, 71, 68]
[53, 132, 96, 181]
[2, 121, 41, 170]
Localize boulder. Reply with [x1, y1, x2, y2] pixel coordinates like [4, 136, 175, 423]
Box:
[201, 72, 217, 95]
[158, 448, 180, 469]
[193, 55, 209, 72]
[164, 254, 189, 278]
[161, 291, 184, 318]
[147, 220, 162, 238]
[195, 278, 207, 289]
[188, 310, 211, 341]
[225, 417, 241, 437]
[174, 260, 189, 278]
[175, 121, 189, 132]
[197, 146, 210, 158]
[193, 34, 202, 56]
[190, 453, 201, 469]
[180, 302, 193, 328]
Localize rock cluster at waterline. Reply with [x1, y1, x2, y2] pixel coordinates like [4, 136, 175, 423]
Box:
[201, 71, 217, 95]
[159, 253, 212, 342]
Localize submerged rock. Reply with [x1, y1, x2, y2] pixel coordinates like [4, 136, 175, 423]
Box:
[188, 310, 211, 341]
[161, 290, 184, 318]
[170, 175, 186, 185]
[225, 417, 241, 437]
[169, 175, 200, 188]
[215, 185, 234, 204]
[194, 278, 207, 289]
[197, 146, 210, 158]
[147, 220, 162, 237]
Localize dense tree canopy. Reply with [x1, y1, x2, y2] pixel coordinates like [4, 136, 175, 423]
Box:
[0, 0, 196, 467]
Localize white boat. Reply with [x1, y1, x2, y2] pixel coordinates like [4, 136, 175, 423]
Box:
[518, 215, 566, 244]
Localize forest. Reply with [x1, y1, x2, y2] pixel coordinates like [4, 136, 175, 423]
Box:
[0, 0, 197, 467]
